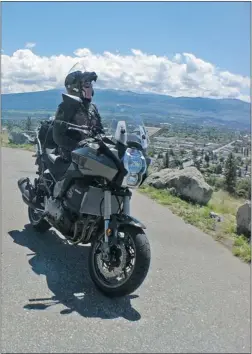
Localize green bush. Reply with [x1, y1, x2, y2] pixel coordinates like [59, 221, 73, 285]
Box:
[215, 178, 225, 190]
[206, 176, 217, 187]
[236, 189, 247, 198]
[205, 176, 225, 191]
[236, 179, 251, 199]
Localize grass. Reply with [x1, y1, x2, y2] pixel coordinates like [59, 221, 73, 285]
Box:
[140, 185, 251, 263]
[233, 236, 251, 263]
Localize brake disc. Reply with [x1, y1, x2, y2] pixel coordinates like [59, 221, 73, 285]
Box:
[96, 242, 128, 278]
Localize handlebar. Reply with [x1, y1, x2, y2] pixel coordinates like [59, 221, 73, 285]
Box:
[65, 122, 90, 130]
[68, 127, 91, 135]
[67, 123, 105, 137]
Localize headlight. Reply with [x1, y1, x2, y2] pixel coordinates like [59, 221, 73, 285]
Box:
[122, 148, 147, 188]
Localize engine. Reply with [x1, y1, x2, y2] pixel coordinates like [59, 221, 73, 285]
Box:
[44, 195, 100, 245]
[64, 182, 88, 213]
[44, 196, 73, 235]
[44, 197, 64, 222]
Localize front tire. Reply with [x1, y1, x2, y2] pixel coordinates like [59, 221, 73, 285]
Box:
[28, 206, 51, 233]
[89, 226, 151, 297]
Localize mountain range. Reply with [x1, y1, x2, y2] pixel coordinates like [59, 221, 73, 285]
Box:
[1, 88, 250, 130]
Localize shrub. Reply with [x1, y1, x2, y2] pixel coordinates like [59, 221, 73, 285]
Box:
[236, 179, 251, 199]
[206, 176, 217, 187]
[236, 189, 247, 198]
[215, 178, 225, 190]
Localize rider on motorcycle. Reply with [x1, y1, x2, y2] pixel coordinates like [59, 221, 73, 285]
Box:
[53, 68, 104, 159]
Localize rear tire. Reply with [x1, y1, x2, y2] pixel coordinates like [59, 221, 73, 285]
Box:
[28, 206, 51, 233]
[89, 226, 151, 297]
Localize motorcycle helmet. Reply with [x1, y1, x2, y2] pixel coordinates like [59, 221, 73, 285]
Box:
[64, 62, 98, 102]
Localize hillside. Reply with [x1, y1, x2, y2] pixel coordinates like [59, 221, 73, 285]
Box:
[1, 88, 250, 129]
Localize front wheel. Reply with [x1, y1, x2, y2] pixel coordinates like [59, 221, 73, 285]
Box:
[89, 226, 151, 297]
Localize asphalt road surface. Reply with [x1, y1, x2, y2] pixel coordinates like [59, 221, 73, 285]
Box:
[1, 147, 250, 353]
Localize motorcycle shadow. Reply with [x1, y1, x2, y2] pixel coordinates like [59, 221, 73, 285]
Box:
[8, 224, 141, 322]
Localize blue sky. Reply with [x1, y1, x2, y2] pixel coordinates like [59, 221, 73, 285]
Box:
[2, 1, 250, 76]
[1, 1, 250, 101]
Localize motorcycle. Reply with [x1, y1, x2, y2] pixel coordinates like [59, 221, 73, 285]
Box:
[17, 117, 151, 297]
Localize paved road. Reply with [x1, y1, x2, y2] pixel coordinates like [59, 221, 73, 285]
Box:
[213, 140, 236, 154]
[1, 148, 250, 353]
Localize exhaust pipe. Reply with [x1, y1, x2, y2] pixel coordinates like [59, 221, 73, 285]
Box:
[22, 195, 37, 209]
[17, 177, 42, 210]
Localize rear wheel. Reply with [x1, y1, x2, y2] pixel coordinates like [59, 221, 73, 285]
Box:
[89, 225, 151, 297]
[28, 206, 51, 233]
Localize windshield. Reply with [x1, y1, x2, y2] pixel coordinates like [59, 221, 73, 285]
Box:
[106, 105, 149, 150]
[68, 62, 86, 75]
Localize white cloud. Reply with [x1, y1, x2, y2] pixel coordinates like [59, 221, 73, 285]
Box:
[25, 42, 36, 49]
[1, 46, 250, 102]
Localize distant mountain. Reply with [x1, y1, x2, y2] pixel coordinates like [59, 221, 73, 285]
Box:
[1, 88, 250, 129]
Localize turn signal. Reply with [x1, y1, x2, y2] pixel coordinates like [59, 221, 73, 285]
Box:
[106, 228, 112, 236]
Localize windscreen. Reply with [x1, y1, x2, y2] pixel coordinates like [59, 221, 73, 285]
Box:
[107, 105, 149, 149]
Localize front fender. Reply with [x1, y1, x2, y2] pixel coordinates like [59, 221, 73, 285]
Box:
[115, 214, 146, 229]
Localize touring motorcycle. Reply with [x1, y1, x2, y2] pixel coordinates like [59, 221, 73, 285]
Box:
[17, 117, 151, 297]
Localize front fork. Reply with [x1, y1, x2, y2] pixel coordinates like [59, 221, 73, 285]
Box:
[104, 189, 112, 244]
[102, 190, 130, 257]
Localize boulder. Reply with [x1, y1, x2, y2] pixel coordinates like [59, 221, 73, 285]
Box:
[8, 132, 29, 145]
[236, 201, 251, 238]
[144, 166, 213, 205]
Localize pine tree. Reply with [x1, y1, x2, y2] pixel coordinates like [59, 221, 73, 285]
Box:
[180, 149, 185, 157]
[224, 153, 237, 193]
[192, 149, 198, 160]
[209, 151, 214, 160]
[163, 152, 169, 168]
[25, 116, 32, 131]
[204, 154, 210, 166]
[215, 164, 222, 174]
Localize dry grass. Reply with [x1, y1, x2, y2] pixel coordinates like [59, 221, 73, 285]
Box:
[0, 131, 9, 145]
[208, 190, 244, 215]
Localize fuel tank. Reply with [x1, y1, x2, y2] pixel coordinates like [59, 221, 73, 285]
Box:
[71, 143, 119, 181]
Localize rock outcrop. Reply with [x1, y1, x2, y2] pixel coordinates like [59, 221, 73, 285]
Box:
[144, 166, 213, 205]
[8, 132, 29, 145]
[236, 201, 251, 238]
